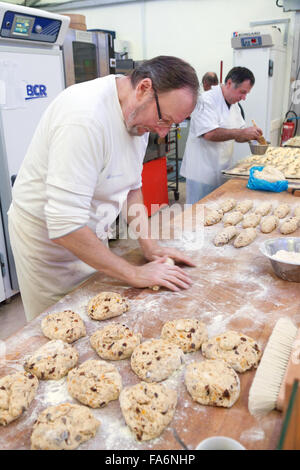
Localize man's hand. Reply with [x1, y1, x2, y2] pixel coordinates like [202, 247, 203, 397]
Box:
[141, 243, 196, 267]
[235, 126, 263, 143]
[131, 258, 193, 292]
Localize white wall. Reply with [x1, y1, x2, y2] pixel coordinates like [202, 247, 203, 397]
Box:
[66, 0, 293, 77]
[62, 0, 296, 119]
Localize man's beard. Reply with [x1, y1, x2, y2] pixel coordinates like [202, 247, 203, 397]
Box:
[125, 102, 151, 136]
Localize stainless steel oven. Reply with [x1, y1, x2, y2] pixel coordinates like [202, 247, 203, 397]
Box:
[62, 28, 115, 87]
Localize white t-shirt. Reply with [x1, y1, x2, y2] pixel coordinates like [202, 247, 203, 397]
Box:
[180, 85, 245, 185]
[12, 75, 149, 240]
[8, 75, 149, 319]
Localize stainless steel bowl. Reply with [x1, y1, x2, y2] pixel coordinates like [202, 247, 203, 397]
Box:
[260, 237, 300, 282]
[249, 141, 270, 155]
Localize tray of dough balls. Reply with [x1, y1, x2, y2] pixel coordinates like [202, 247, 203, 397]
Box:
[222, 146, 300, 182]
[282, 136, 300, 148]
[204, 198, 300, 248]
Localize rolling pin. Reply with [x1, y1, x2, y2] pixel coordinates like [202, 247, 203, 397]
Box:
[252, 119, 268, 145]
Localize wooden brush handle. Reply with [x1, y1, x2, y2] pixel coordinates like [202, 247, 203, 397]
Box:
[252, 119, 268, 145]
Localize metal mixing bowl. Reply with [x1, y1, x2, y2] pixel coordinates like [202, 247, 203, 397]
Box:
[249, 141, 270, 155]
[260, 237, 300, 282]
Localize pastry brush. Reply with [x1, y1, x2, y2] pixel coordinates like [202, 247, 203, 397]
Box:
[252, 119, 268, 145]
[248, 317, 300, 417]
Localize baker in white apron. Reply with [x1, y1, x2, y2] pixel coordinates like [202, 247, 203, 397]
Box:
[181, 67, 263, 204]
[8, 56, 200, 321]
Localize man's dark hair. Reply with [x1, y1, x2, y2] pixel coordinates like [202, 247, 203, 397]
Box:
[130, 56, 199, 99]
[202, 72, 219, 87]
[225, 66, 255, 87]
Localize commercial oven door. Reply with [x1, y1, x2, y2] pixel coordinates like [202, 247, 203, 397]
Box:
[62, 29, 98, 87]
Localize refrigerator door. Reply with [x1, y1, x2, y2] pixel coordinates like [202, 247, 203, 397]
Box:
[0, 45, 65, 299]
[232, 47, 271, 164]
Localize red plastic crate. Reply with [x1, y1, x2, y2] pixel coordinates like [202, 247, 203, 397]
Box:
[141, 156, 169, 216]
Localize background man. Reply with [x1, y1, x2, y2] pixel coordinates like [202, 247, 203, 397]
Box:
[180, 66, 262, 204]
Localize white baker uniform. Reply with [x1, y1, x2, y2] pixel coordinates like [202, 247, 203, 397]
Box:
[180, 85, 245, 203]
[8, 75, 148, 321]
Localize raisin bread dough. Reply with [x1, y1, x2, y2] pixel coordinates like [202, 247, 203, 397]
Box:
[185, 359, 240, 408]
[201, 331, 262, 373]
[67, 359, 122, 408]
[279, 217, 299, 235]
[24, 340, 78, 380]
[242, 213, 261, 229]
[0, 371, 39, 426]
[204, 209, 223, 226]
[214, 226, 237, 246]
[260, 215, 279, 233]
[233, 228, 257, 248]
[90, 323, 141, 360]
[218, 199, 236, 213]
[223, 211, 243, 226]
[119, 381, 177, 441]
[235, 200, 253, 214]
[41, 310, 86, 343]
[131, 339, 184, 382]
[87, 292, 129, 320]
[274, 203, 291, 219]
[31, 403, 100, 450]
[160, 318, 208, 353]
[254, 202, 272, 216]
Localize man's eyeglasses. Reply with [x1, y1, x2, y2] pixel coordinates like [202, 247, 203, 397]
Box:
[152, 86, 179, 130]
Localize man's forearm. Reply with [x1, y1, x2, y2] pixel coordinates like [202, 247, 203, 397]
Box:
[125, 188, 159, 253]
[52, 226, 136, 283]
[203, 128, 244, 142]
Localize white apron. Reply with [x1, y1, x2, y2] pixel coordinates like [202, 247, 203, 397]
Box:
[180, 86, 245, 186]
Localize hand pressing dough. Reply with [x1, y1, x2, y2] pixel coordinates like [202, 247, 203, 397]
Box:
[274, 203, 290, 219]
[90, 323, 141, 360]
[160, 318, 208, 353]
[41, 310, 86, 343]
[214, 226, 237, 246]
[67, 359, 122, 408]
[279, 217, 299, 235]
[31, 403, 100, 450]
[233, 228, 257, 248]
[152, 257, 174, 291]
[185, 359, 240, 408]
[204, 209, 223, 226]
[87, 292, 129, 320]
[242, 213, 261, 228]
[119, 381, 177, 441]
[218, 198, 236, 213]
[0, 371, 39, 426]
[24, 340, 78, 380]
[254, 202, 272, 216]
[235, 200, 253, 214]
[131, 339, 184, 382]
[223, 211, 243, 226]
[201, 331, 262, 373]
[260, 215, 279, 233]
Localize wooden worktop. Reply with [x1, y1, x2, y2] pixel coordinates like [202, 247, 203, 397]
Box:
[1, 179, 300, 450]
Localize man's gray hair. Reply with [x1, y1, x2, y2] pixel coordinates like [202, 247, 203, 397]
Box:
[202, 72, 219, 87]
[130, 56, 199, 99]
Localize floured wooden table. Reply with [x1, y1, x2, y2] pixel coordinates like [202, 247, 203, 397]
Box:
[1, 179, 300, 450]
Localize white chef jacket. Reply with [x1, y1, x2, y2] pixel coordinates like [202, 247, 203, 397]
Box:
[180, 85, 245, 186]
[8, 75, 148, 320]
